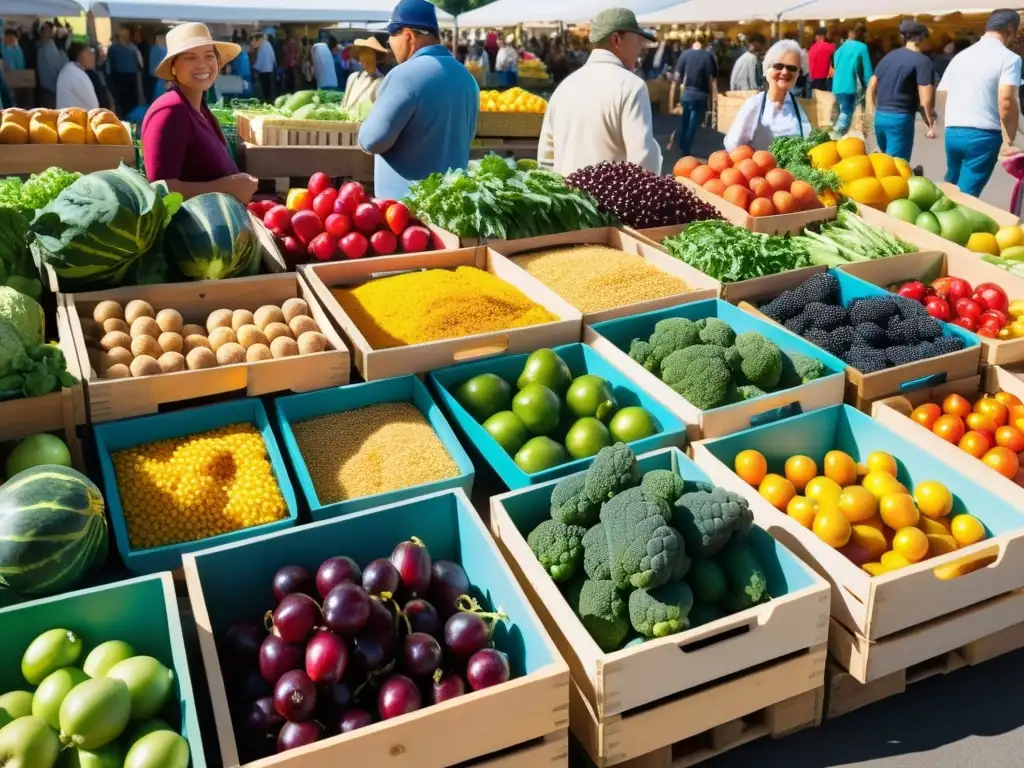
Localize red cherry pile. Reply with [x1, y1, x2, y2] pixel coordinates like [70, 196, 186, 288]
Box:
[248, 172, 435, 266]
[895, 277, 1010, 338]
[219, 538, 513, 761]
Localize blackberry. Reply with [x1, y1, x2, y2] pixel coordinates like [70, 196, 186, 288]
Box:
[854, 322, 887, 348]
[913, 316, 943, 340]
[886, 317, 920, 346]
[887, 342, 936, 367]
[802, 327, 832, 351]
[932, 335, 967, 355]
[849, 297, 899, 325]
[804, 302, 849, 331]
[784, 313, 810, 336]
[843, 346, 890, 373]
[761, 290, 804, 323]
[828, 326, 855, 353]
[893, 294, 928, 319]
[794, 271, 839, 305]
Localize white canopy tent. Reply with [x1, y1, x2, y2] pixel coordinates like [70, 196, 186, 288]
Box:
[4, 0, 84, 17]
[777, 0, 998, 19]
[638, 0, 997, 22]
[82, 0, 452, 24]
[456, 0, 678, 28]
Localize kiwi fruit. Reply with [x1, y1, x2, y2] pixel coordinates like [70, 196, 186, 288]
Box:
[93, 301, 124, 324]
[106, 346, 133, 369]
[231, 309, 256, 331]
[181, 323, 206, 337]
[158, 351, 186, 373]
[130, 316, 161, 340]
[208, 326, 236, 352]
[158, 332, 184, 354]
[103, 363, 131, 379]
[131, 335, 163, 359]
[288, 315, 319, 337]
[297, 331, 328, 355]
[182, 334, 212, 354]
[236, 324, 268, 349]
[102, 318, 130, 336]
[263, 322, 292, 343]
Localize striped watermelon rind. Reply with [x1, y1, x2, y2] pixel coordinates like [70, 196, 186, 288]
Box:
[165, 192, 259, 281]
[0, 465, 108, 596]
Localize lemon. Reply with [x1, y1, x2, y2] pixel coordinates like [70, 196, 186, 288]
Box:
[996, 225, 1024, 252]
[967, 232, 1000, 255]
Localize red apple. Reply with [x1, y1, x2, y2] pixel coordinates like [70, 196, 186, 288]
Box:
[325, 213, 353, 239]
[896, 281, 926, 303]
[353, 202, 382, 234]
[980, 308, 1009, 328]
[338, 182, 367, 215]
[291, 210, 324, 246]
[973, 282, 1009, 314]
[385, 202, 412, 236]
[954, 297, 983, 321]
[313, 188, 339, 221]
[370, 230, 397, 256]
[924, 296, 951, 321]
[307, 172, 332, 197]
[264, 205, 292, 234]
[247, 201, 264, 216]
[308, 232, 338, 261]
[953, 315, 979, 331]
[400, 225, 431, 254]
[339, 231, 369, 259]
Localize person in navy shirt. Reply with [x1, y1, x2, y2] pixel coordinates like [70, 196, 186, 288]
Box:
[358, 0, 479, 200]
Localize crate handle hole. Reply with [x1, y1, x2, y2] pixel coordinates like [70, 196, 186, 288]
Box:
[931, 544, 1001, 580]
[676, 621, 751, 653]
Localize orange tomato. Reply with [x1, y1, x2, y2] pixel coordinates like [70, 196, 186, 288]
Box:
[849, 524, 888, 559]
[995, 391, 1022, 409]
[723, 184, 753, 211]
[784, 454, 818, 491]
[772, 190, 799, 214]
[703, 178, 727, 197]
[942, 393, 972, 420]
[879, 493, 919, 529]
[866, 451, 898, 476]
[718, 167, 747, 188]
[860, 514, 886, 532]
[932, 414, 966, 444]
[734, 449, 768, 486]
[729, 145, 755, 164]
[708, 150, 733, 173]
[736, 158, 762, 181]
[813, 506, 852, 548]
[975, 396, 1009, 426]
[892, 527, 929, 563]
[765, 167, 794, 192]
[673, 156, 700, 178]
[823, 450, 858, 486]
[927, 534, 959, 557]
[982, 446, 1019, 479]
[913, 480, 953, 519]
[950, 514, 986, 546]
[958, 430, 992, 458]
[910, 403, 941, 429]
[689, 165, 718, 186]
[805, 475, 843, 506]
[748, 176, 773, 199]
[786, 496, 817, 528]
[965, 412, 998, 437]
[759, 473, 796, 511]
[919, 515, 952, 535]
[751, 150, 777, 174]
[789, 180, 821, 209]
[838, 485, 878, 522]
[996, 425, 1024, 453]
[880, 550, 912, 570]
[748, 197, 776, 217]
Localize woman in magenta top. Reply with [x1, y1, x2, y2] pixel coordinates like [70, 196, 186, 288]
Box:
[142, 22, 257, 203]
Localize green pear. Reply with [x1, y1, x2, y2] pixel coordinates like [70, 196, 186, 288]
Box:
[0, 715, 60, 768]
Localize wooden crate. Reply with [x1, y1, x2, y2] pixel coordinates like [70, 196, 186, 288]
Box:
[236, 112, 359, 147]
[238, 142, 374, 185]
[677, 177, 837, 235]
[64, 272, 350, 423]
[476, 111, 545, 139]
[471, 137, 539, 162]
[717, 91, 816, 134]
[300, 246, 582, 381]
[0, 142, 135, 175]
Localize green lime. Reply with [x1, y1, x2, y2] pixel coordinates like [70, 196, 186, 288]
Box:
[608, 407, 659, 443]
[512, 383, 561, 435]
[565, 375, 618, 422]
[514, 437, 568, 474]
[565, 417, 612, 459]
[517, 349, 572, 395]
[482, 411, 530, 455]
[454, 373, 513, 423]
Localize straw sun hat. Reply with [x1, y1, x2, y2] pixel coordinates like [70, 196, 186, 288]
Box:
[155, 22, 241, 81]
[351, 37, 388, 55]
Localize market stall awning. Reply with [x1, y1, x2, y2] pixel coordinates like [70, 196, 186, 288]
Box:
[780, 0, 998, 19]
[5, 0, 84, 17]
[83, 0, 452, 24]
[457, 0, 680, 27]
[637, 0, 818, 24]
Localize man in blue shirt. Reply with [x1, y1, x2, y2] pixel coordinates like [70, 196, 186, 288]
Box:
[2, 29, 25, 71]
[358, 0, 479, 200]
[670, 38, 718, 157]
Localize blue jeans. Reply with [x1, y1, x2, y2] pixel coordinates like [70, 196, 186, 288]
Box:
[874, 110, 915, 161]
[834, 92, 857, 134]
[679, 96, 707, 157]
[945, 127, 1002, 197]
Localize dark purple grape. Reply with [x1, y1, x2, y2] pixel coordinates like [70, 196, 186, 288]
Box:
[316, 556, 361, 598]
[403, 599, 441, 638]
[322, 682, 352, 714]
[234, 668, 272, 703]
[366, 596, 396, 635]
[444, 612, 490, 658]
[245, 696, 284, 736]
[259, 635, 303, 684]
[323, 582, 371, 636]
[391, 537, 432, 596]
[401, 632, 442, 677]
[273, 670, 318, 721]
[466, 649, 510, 691]
[362, 558, 400, 596]
[270, 593, 320, 644]
[431, 670, 466, 704]
[338, 708, 374, 733]
[305, 629, 348, 685]
[222, 622, 264, 667]
[428, 561, 470, 618]
[378, 675, 422, 720]
[277, 720, 321, 753]
[351, 630, 392, 674]
[272, 565, 313, 601]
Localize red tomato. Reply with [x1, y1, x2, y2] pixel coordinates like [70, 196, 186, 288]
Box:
[313, 188, 339, 221]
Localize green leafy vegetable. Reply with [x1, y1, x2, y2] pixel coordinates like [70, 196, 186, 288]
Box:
[0, 288, 75, 401]
[662, 220, 809, 283]
[769, 131, 840, 193]
[793, 209, 917, 266]
[0, 168, 81, 215]
[0, 210, 42, 300]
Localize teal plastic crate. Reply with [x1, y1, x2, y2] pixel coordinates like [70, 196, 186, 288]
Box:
[274, 376, 475, 521]
[587, 298, 847, 439]
[93, 398, 299, 575]
[184, 488, 568, 767]
[0, 573, 206, 767]
[429, 343, 687, 489]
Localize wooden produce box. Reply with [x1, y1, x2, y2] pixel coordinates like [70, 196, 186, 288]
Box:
[0, 573, 208, 766]
[487, 227, 720, 324]
[475, 111, 545, 139]
[692, 404, 1024, 684]
[838, 249, 1024, 367]
[301, 246, 581, 381]
[717, 91, 816, 134]
[0, 120, 135, 175]
[236, 111, 359, 147]
[64, 272, 350, 423]
[184, 488, 570, 768]
[584, 298, 846, 441]
[238, 143, 373, 184]
[678, 176, 837, 235]
[737, 266, 981, 407]
[810, 90, 867, 135]
[490, 447, 830, 767]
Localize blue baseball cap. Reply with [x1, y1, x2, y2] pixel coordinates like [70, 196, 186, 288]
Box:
[387, 0, 439, 37]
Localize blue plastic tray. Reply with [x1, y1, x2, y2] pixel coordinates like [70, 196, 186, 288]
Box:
[429, 343, 687, 489]
[274, 376, 475, 521]
[93, 398, 299, 574]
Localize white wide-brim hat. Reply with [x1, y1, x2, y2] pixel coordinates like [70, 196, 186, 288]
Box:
[156, 22, 241, 81]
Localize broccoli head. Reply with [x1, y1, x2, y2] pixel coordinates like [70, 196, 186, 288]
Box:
[573, 579, 630, 652]
[584, 443, 641, 504]
[628, 338, 653, 369]
[734, 331, 783, 389]
[719, 539, 769, 613]
[583, 522, 612, 580]
[629, 581, 694, 638]
[697, 317, 736, 348]
[550, 473, 600, 527]
[779, 351, 826, 388]
[660, 345, 732, 411]
[645, 317, 701, 372]
[673, 486, 753, 557]
[734, 384, 767, 401]
[640, 469, 687, 506]
[685, 557, 728, 604]
[601, 487, 688, 590]
[527, 519, 587, 582]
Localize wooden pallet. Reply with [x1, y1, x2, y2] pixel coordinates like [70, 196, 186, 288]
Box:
[826, 615, 1024, 719]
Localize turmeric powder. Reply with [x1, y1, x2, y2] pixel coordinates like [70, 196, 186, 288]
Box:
[332, 266, 558, 348]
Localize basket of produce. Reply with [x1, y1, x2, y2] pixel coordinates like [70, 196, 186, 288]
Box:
[0, 108, 135, 174]
[475, 89, 546, 138]
[234, 90, 368, 147]
[739, 269, 980, 406]
[692, 404, 1024, 683]
[0, 573, 207, 767]
[93, 397, 298, 574]
[489, 444, 829, 765]
[489, 227, 719, 324]
[183, 487, 569, 766]
[65, 273, 349, 422]
[302, 245, 580, 381]
[429, 344, 684, 489]
[585, 298, 846, 440]
[275, 375, 474, 521]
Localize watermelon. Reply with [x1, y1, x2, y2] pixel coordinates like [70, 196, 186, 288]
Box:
[164, 193, 259, 281]
[0, 465, 108, 596]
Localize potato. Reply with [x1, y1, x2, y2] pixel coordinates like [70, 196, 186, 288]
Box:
[270, 336, 299, 358]
[158, 351, 186, 373]
[100, 331, 132, 352]
[102, 318, 130, 336]
[186, 347, 217, 370]
[124, 300, 155, 324]
[206, 308, 233, 333]
[288, 315, 319, 337]
[103, 363, 131, 379]
[106, 346, 133, 369]
[231, 309, 255, 331]
[93, 300, 124, 324]
[236, 324, 268, 349]
[216, 342, 247, 366]
[158, 332, 183, 354]
[208, 326, 236, 352]
[263, 322, 292, 343]
[156, 308, 184, 334]
[297, 331, 328, 355]
[129, 355, 161, 377]
[131, 335, 162, 359]
[246, 343, 273, 362]
[182, 334, 212, 354]
[254, 305, 285, 329]
[181, 323, 206, 337]
[130, 316, 161, 340]
[281, 298, 309, 323]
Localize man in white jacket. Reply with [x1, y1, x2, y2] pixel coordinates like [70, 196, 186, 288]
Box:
[538, 8, 662, 175]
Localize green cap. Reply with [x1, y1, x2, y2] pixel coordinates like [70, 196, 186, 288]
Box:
[590, 8, 656, 43]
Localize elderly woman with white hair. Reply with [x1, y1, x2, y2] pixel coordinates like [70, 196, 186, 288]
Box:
[723, 39, 812, 152]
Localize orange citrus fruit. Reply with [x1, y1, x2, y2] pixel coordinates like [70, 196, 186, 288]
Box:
[880, 550, 912, 570]
[982, 446, 1020, 479]
[862, 471, 906, 500]
[975, 396, 1009, 427]
[950, 514, 986, 546]
[927, 534, 959, 557]
[786, 496, 818, 528]
[918, 515, 952, 536]
[849, 524, 887, 560]
[911, 403, 942, 429]
[805, 476, 842, 506]
[735, 449, 768, 486]
[837, 485, 878, 522]
[913, 481, 953, 519]
[892, 526, 929, 563]
[784, 455, 818, 492]
[995, 391, 1023, 409]
[942, 393, 972, 419]
[759, 473, 796, 511]
[965, 412, 998, 435]
[879, 493, 919, 529]
[995, 425, 1024, 453]
[862, 562, 889, 576]
[824, 450, 858, 486]
[860, 514, 886, 532]
[933, 414, 966, 444]
[959, 430, 991, 458]
[866, 451, 898, 476]
[812, 506, 852, 548]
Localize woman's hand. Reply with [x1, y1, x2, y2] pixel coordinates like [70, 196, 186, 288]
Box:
[224, 173, 258, 203]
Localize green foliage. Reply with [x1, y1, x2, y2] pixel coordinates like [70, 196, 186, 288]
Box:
[663, 220, 810, 284]
[628, 581, 694, 638]
[768, 130, 840, 193]
[0, 167, 81, 215]
[550, 473, 601, 527]
[584, 443, 641, 505]
[687, 601, 726, 627]
[601, 487, 688, 590]
[527, 519, 587, 582]
[660, 345, 732, 410]
[673, 486, 753, 558]
[734, 331, 783, 389]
